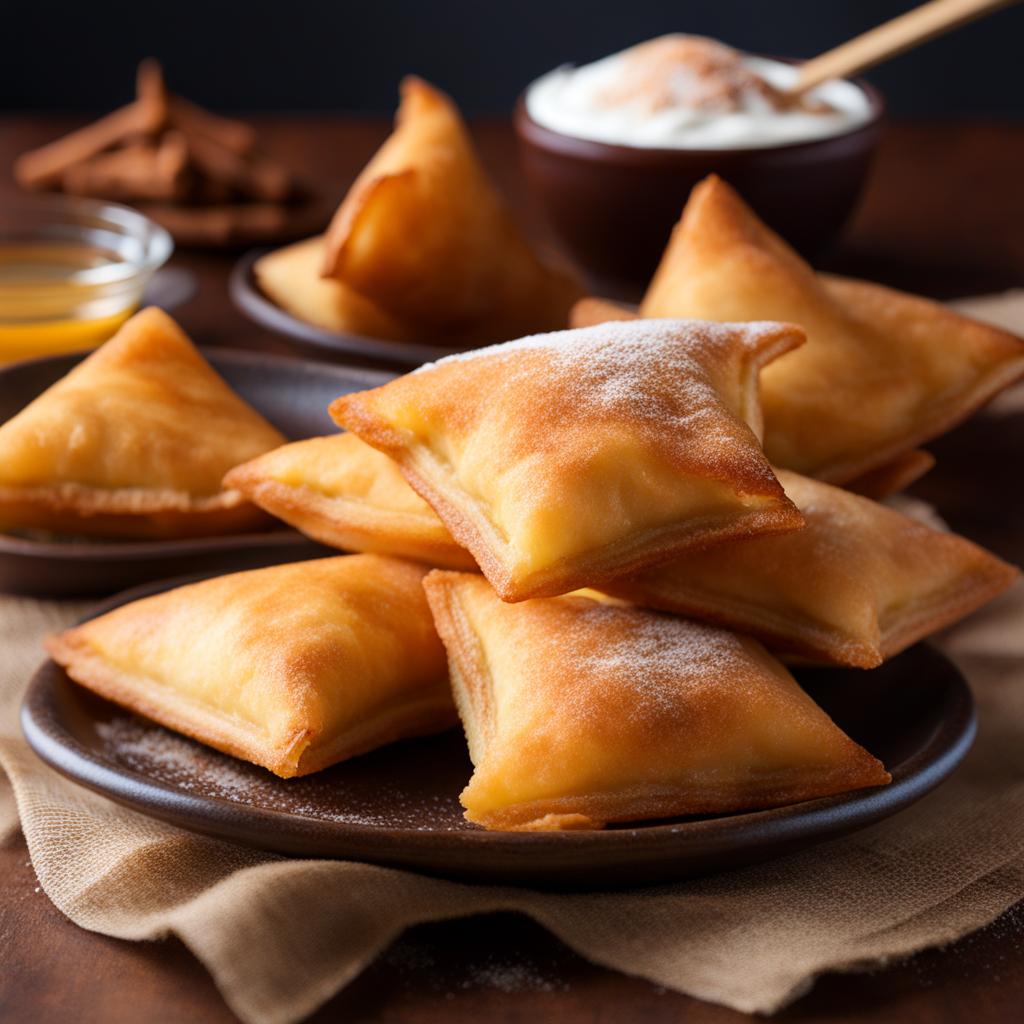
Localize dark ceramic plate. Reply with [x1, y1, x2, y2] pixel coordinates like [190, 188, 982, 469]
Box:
[22, 580, 975, 888]
[0, 350, 394, 597]
[230, 249, 457, 369]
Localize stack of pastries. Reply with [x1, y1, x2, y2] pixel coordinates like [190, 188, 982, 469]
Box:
[39, 173, 1023, 833]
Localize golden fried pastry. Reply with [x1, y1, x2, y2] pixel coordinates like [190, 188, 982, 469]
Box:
[574, 303, 932, 503]
[843, 449, 935, 500]
[48, 555, 455, 778]
[570, 296, 640, 329]
[604, 470, 1018, 668]
[224, 432, 475, 569]
[0, 308, 285, 538]
[639, 176, 1024, 483]
[424, 571, 890, 830]
[332, 319, 806, 601]
[321, 77, 581, 342]
[253, 236, 416, 340]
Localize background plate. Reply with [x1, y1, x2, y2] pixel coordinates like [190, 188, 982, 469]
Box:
[230, 249, 459, 369]
[22, 580, 976, 888]
[0, 350, 393, 597]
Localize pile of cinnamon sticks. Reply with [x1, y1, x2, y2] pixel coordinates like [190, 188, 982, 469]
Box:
[15, 60, 320, 246]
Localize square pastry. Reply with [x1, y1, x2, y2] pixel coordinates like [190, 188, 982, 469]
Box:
[424, 571, 890, 831]
[603, 470, 1019, 668]
[332, 318, 806, 601]
[47, 555, 455, 777]
[224, 432, 475, 569]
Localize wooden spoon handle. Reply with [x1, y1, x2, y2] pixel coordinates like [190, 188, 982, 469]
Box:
[792, 0, 1018, 95]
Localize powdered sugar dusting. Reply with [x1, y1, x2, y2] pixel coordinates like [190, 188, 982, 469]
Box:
[94, 716, 468, 830]
[533, 597, 768, 724]
[420, 318, 782, 375]
[417, 318, 785, 447]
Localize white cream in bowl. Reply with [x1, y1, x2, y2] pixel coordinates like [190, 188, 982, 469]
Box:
[525, 35, 875, 150]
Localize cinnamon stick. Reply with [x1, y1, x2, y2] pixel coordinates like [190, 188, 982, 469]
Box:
[14, 101, 162, 190]
[168, 95, 257, 156]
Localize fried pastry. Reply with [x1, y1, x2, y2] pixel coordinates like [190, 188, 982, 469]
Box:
[639, 176, 1024, 483]
[570, 296, 641, 329]
[253, 236, 415, 340]
[321, 77, 581, 342]
[0, 308, 285, 538]
[424, 571, 890, 830]
[47, 555, 455, 778]
[224, 432, 475, 569]
[843, 449, 935, 500]
[604, 470, 1018, 668]
[331, 319, 806, 601]
[573, 303, 932, 502]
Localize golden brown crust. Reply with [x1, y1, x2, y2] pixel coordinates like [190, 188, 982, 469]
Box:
[253, 236, 417, 341]
[569, 297, 639, 329]
[843, 449, 935, 500]
[0, 484, 271, 540]
[0, 307, 285, 539]
[47, 555, 455, 777]
[332, 319, 806, 602]
[224, 434, 476, 569]
[320, 77, 581, 343]
[603, 470, 1019, 668]
[639, 176, 1024, 483]
[424, 571, 890, 831]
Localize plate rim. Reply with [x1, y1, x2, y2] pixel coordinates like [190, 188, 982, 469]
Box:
[230, 248, 460, 368]
[20, 574, 977, 871]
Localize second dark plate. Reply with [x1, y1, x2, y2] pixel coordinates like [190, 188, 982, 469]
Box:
[0, 349, 394, 597]
[22, 578, 975, 889]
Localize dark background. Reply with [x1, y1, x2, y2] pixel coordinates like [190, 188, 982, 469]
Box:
[2, 0, 1023, 117]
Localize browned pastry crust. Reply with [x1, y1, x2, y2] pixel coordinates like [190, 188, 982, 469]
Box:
[424, 571, 890, 830]
[320, 76, 581, 343]
[225, 433, 476, 569]
[842, 449, 935, 500]
[47, 555, 455, 778]
[331, 318, 807, 601]
[0, 307, 284, 539]
[603, 470, 1019, 668]
[253, 237, 417, 340]
[602, 176, 1024, 484]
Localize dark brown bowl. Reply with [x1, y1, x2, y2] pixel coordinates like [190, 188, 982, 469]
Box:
[22, 576, 975, 888]
[0, 349, 394, 597]
[514, 70, 885, 290]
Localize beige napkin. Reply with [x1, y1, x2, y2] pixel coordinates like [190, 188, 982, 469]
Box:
[2, 292, 1023, 1024]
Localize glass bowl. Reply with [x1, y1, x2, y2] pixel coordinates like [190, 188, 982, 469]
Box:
[0, 196, 173, 363]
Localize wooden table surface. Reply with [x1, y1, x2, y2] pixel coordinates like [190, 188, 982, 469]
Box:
[1, 115, 1022, 1024]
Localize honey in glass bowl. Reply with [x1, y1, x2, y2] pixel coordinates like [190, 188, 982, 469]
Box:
[0, 197, 172, 363]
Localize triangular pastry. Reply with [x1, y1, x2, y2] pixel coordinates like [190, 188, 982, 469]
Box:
[638, 176, 1024, 483]
[0, 308, 285, 538]
[224, 432, 476, 569]
[331, 318, 806, 601]
[47, 555, 455, 778]
[604, 470, 1018, 668]
[253, 236, 415, 340]
[321, 77, 581, 343]
[572, 301, 936, 501]
[424, 571, 891, 830]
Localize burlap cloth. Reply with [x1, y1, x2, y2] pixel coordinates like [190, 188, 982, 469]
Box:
[2, 293, 1023, 1024]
